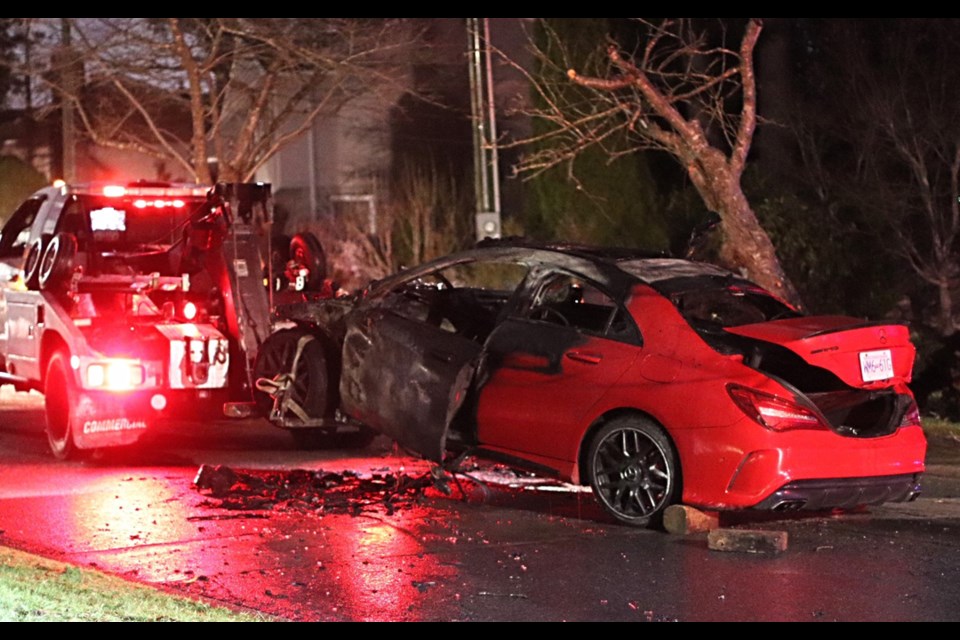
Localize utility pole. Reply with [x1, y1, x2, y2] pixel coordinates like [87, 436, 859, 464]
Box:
[57, 18, 78, 182]
[467, 18, 501, 241]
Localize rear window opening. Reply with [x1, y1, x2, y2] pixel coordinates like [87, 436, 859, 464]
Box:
[62, 195, 210, 252]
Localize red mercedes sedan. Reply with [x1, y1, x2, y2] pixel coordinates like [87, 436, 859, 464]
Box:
[255, 241, 926, 528]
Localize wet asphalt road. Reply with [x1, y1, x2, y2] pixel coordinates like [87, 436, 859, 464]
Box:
[2, 386, 960, 621]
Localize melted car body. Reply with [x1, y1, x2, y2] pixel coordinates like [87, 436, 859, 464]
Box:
[257, 241, 926, 527]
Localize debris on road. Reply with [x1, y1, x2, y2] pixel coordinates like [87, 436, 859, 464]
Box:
[663, 504, 720, 535]
[707, 528, 788, 554]
[192, 464, 437, 517]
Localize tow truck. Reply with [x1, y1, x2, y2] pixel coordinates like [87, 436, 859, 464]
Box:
[0, 180, 282, 458]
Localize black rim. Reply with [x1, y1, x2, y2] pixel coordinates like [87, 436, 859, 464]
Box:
[592, 427, 671, 520]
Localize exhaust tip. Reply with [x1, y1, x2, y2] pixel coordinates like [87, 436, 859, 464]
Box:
[771, 500, 806, 512]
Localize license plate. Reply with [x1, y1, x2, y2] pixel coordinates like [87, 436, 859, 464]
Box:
[860, 349, 894, 382]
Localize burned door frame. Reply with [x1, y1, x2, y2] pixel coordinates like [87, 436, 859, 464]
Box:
[338, 271, 488, 461]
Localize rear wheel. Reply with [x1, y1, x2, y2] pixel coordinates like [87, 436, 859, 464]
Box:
[45, 350, 80, 460]
[586, 416, 681, 528]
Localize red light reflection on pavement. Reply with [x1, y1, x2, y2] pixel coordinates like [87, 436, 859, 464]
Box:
[326, 512, 457, 621]
[0, 464, 197, 560]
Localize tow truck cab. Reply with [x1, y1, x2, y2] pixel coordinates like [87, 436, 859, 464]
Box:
[0, 180, 273, 458]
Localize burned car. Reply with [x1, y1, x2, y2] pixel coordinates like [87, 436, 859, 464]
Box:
[254, 240, 927, 527]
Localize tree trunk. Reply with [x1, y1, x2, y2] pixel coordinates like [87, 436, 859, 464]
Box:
[686, 149, 803, 308]
[718, 196, 802, 308]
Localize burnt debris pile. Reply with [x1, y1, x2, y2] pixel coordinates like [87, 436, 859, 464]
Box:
[192, 464, 436, 516]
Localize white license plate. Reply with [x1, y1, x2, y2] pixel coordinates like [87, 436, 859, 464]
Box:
[860, 349, 894, 382]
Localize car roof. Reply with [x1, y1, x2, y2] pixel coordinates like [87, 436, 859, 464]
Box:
[368, 238, 744, 299]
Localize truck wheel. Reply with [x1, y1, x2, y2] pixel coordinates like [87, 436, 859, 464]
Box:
[39, 232, 78, 291]
[45, 350, 80, 460]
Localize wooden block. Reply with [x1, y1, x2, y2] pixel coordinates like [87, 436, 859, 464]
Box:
[707, 528, 788, 554]
[663, 504, 720, 535]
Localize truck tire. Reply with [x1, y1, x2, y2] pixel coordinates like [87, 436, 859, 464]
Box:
[44, 349, 80, 460]
[253, 329, 329, 424]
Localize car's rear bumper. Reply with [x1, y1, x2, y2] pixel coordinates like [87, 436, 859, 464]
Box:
[675, 423, 927, 510]
[752, 472, 923, 512]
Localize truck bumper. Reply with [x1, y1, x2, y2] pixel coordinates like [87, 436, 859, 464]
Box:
[71, 388, 230, 450]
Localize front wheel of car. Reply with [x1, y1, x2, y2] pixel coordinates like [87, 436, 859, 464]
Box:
[586, 416, 681, 528]
[253, 329, 330, 425]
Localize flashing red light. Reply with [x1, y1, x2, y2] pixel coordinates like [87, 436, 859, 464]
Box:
[102, 185, 126, 197]
[150, 394, 167, 411]
[182, 301, 198, 321]
[131, 198, 186, 209]
[131, 198, 187, 210]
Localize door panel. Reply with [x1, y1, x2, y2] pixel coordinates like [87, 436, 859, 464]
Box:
[340, 308, 481, 462]
[476, 317, 639, 463]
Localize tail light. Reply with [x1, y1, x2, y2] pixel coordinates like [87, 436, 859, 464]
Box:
[727, 384, 828, 432]
[899, 402, 922, 428]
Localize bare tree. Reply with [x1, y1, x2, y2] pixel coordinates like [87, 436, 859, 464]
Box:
[30, 18, 416, 183]
[503, 18, 801, 304]
[794, 20, 960, 334]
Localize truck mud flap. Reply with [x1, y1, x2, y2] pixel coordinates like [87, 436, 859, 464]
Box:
[71, 391, 151, 450]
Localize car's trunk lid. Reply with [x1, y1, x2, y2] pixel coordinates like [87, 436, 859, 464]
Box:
[724, 316, 915, 389]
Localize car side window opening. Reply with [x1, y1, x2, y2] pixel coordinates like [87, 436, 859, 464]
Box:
[383, 260, 530, 343]
[528, 272, 638, 342]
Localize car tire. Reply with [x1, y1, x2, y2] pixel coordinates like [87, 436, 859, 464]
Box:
[23, 234, 52, 290]
[253, 329, 329, 425]
[38, 232, 78, 291]
[44, 349, 80, 460]
[586, 416, 681, 528]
